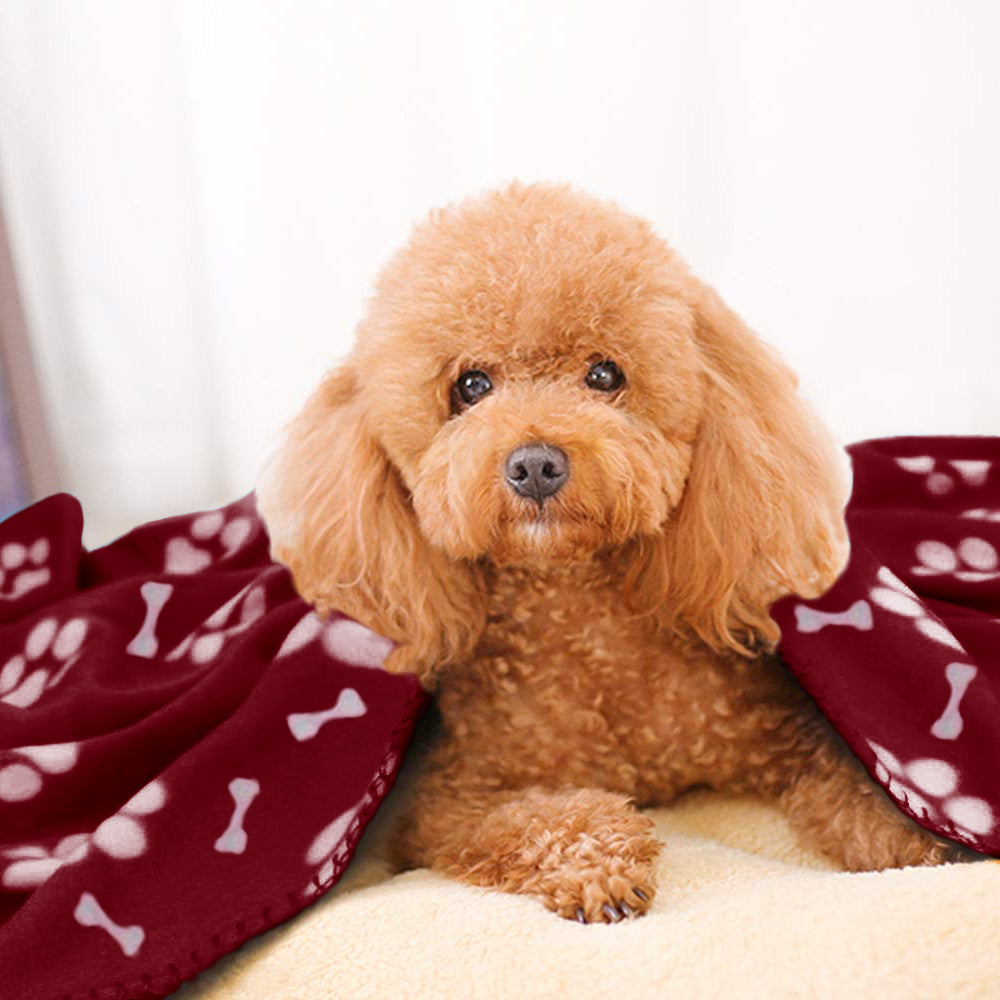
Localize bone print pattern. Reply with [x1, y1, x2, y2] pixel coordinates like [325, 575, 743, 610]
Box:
[214, 778, 260, 855]
[0, 492, 429, 998]
[287, 688, 367, 742]
[931, 663, 978, 741]
[0, 616, 88, 707]
[794, 599, 873, 633]
[868, 742, 994, 843]
[126, 582, 174, 658]
[74, 892, 144, 957]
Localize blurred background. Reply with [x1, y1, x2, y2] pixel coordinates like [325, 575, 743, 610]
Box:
[0, 1, 998, 546]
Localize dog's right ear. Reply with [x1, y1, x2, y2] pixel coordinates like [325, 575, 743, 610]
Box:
[256, 363, 485, 687]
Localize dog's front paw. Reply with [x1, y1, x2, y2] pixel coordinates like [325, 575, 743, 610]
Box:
[529, 827, 661, 924]
[548, 861, 656, 924]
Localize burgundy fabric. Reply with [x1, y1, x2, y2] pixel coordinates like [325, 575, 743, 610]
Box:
[774, 436, 1000, 857]
[0, 494, 428, 999]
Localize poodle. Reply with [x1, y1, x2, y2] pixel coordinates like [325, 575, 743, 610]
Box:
[257, 182, 960, 924]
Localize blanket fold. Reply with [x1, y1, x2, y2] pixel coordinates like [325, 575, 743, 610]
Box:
[774, 436, 1000, 856]
[0, 494, 427, 999]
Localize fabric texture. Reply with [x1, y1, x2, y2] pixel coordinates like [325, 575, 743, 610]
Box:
[773, 436, 1000, 856]
[0, 494, 428, 1000]
[177, 786, 1000, 1000]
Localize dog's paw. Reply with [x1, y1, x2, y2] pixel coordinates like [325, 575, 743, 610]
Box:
[552, 870, 655, 924]
[532, 830, 660, 923]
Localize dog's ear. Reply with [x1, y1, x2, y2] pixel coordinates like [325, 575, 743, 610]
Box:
[256, 363, 486, 686]
[627, 280, 849, 654]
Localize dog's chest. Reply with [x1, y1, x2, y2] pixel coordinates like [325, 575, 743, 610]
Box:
[445, 562, 785, 797]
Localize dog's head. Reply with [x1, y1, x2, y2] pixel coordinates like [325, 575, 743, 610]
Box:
[258, 183, 848, 683]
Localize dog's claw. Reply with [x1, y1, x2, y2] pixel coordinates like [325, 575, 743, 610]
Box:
[633, 888, 648, 902]
[602, 903, 622, 923]
[619, 901, 632, 917]
[576, 907, 587, 924]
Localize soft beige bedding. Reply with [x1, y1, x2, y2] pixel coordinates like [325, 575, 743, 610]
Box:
[176, 781, 1000, 1000]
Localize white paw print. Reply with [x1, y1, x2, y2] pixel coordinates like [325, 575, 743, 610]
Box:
[0, 779, 166, 889]
[0, 616, 89, 708]
[0, 742, 79, 802]
[276, 611, 394, 668]
[0, 537, 51, 602]
[164, 510, 255, 574]
[868, 741, 994, 844]
[166, 583, 266, 663]
[912, 538, 1000, 582]
[868, 567, 963, 650]
[895, 456, 991, 496]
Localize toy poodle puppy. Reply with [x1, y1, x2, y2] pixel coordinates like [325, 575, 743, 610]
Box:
[258, 182, 959, 924]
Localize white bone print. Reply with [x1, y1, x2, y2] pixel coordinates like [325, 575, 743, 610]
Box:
[164, 510, 254, 574]
[126, 582, 174, 657]
[868, 741, 994, 842]
[0, 616, 88, 707]
[214, 778, 260, 854]
[0, 537, 51, 601]
[74, 892, 144, 956]
[930, 663, 978, 740]
[794, 599, 873, 634]
[305, 799, 364, 891]
[287, 688, 367, 742]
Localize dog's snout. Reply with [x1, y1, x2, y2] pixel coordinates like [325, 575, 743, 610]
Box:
[504, 444, 569, 502]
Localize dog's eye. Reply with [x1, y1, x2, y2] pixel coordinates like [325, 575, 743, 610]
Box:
[585, 360, 625, 393]
[453, 369, 493, 408]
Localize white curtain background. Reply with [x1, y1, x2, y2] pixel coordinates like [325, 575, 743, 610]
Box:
[0, 1, 998, 546]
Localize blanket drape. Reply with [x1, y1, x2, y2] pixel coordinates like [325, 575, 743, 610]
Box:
[774, 436, 1000, 857]
[0, 494, 427, 999]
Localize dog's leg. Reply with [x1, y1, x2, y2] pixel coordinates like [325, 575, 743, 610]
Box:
[767, 719, 964, 870]
[392, 772, 661, 923]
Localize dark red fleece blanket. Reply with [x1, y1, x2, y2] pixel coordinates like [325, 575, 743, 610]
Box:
[0, 494, 427, 1000]
[774, 436, 1000, 857]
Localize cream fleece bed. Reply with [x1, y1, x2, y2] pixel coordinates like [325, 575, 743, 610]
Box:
[177, 780, 1000, 1000]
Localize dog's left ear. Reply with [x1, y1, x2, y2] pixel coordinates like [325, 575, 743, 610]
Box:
[256, 363, 486, 687]
[628, 280, 849, 654]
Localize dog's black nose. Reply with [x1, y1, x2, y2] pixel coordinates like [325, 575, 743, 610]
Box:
[505, 444, 569, 502]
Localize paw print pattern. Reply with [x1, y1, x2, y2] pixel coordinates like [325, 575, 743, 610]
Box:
[895, 456, 991, 496]
[164, 510, 255, 574]
[276, 610, 394, 668]
[166, 583, 266, 664]
[868, 566, 964, 651]
[912, 538, 1000, 583]
[0, 617, 89, 708]
[1, 779, 166, 889]
[0, 742, 79, 802]
[868, 741, 994, 844]
[962, 508, 1000, 523]
[0, 538, 51, 602]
